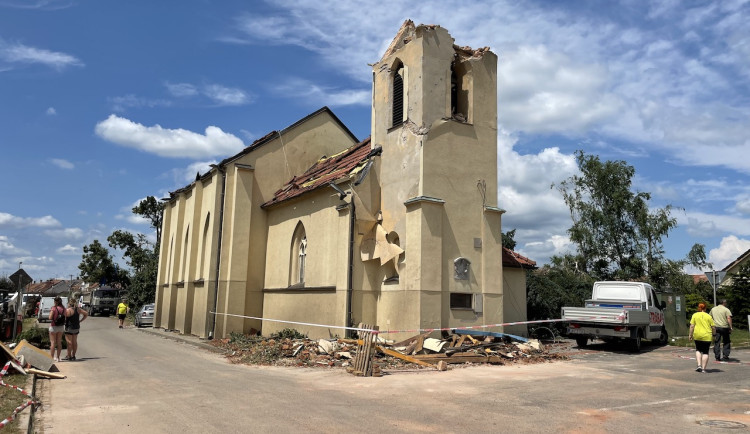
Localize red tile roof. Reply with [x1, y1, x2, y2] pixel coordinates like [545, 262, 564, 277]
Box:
[691, 274, 709, 285]
[502, 247, 537, 269]
[262, 138, 376, 208]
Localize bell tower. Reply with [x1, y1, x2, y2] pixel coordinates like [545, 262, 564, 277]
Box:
[367, 21, 504, 336]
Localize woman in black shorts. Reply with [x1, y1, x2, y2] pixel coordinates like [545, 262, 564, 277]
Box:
[64, 298, 89, 361]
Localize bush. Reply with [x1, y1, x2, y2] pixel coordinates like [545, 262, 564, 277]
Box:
[14, 326, 66, 349]
[270, 328, 306, 340]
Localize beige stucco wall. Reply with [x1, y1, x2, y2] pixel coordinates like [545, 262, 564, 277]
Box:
[502, 267, 528, 336]
[156, 110, 358, 339]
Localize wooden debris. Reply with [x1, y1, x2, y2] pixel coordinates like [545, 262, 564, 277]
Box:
[376, 346, 434, 367]
[27, 368, 66, 379]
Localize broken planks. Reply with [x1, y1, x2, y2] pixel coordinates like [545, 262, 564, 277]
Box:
[348, 323, 379, 377]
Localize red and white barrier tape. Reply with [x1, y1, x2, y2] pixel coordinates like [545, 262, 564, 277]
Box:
[0, 360, 39, 429]
[211, 311, 570, 335]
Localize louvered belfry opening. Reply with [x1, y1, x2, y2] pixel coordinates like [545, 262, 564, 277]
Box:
[392, 64, 404, 127]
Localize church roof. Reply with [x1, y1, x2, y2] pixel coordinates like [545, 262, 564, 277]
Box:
[261, 138, 377, 208]
[502, 248, 537, 269]
[167, 106, 358, 201]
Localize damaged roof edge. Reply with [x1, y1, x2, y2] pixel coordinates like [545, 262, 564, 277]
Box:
[166, 106, 359, 203]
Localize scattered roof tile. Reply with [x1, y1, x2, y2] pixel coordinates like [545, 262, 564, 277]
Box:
[502, 247, 537, 269]
[262, 138, 374, 208]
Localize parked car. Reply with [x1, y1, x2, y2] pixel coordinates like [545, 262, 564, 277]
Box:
[38, 296, 68, 322]
[134, 304, 155, 328]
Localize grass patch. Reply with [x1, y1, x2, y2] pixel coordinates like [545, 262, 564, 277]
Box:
[669, 328, 750, 349]
[0, 367, 30, 431]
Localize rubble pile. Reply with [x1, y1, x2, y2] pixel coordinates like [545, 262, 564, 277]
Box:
[212, 329, 567, 371]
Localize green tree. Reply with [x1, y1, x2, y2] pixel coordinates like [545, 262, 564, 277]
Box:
[527, 256, 594, 330]
[107, 229, 158, 308]
[78, 240, 128, 286]
[132, 196, 165, 247]
[502, 229, 517, 250]
[725, 262, 750, 328]
[0, 274, 14, 292]
[103, 196, 164, 309]
[556, 151, 677, 281]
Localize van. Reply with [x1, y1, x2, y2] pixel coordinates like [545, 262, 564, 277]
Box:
[38, 296, 68, 323]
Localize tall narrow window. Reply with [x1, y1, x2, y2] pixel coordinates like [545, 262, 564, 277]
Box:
[181, 226, 189, 282]
[392, 63, 404, 127]
[298, 237, 307, 284]
[451, 61, 469, 122]
[290, 222, 307, 286]
[198, 213, 210, 279]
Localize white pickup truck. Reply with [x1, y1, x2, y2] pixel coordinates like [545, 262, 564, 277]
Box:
[561, 281, 668, 352]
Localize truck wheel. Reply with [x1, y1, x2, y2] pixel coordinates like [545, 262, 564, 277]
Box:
[658, 328, 668, 346]
[630, 329, 642, 353]
[575, 336, 588, 348]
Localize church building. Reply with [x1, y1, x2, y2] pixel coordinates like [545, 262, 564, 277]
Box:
[154, 21, 530, 340]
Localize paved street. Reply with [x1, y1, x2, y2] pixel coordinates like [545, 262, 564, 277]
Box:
[35, 317, 750, 433]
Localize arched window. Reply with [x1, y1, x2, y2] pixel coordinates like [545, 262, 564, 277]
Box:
[450, 61, 470, 122]
[198, 213, 210, 279]
[290, 222, 307, 286]
[392, 63, 404, 127]
[298, 237, 307, 284]
[181, 225, 189, 282]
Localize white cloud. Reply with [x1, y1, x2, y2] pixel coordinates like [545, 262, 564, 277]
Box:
[56, 244, 78, 255]
[498, 45, 621, 134]
[0, 212, 61, 229]
[708, 235, 750, 270]
[203, 84, 250, 106]
[0, 235, 29, 256]
[49, 158, 74, 170]
[46, 107, 56, 115]
[0, 1, 73, 10]
[0, 39, 82, 70]
[44, 228, 83, 239]
[272, 78, 370, 107]
[680, 211, 750, 237]
[109, 94, 171, 112]
[165, 82, 198, 97]
[164, 81, 251, 106]
[94, 114, 245, 159]
[230, 2, 750, 173]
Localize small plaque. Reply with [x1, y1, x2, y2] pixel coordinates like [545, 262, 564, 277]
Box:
[454, 257, 470, 280]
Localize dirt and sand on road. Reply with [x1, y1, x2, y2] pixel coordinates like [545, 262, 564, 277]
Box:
[31, 317, 750, 433]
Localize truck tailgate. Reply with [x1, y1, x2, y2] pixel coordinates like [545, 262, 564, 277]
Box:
[561, 307, 650, 325]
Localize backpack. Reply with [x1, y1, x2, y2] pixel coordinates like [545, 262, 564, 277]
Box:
[53, 306, 65, 326]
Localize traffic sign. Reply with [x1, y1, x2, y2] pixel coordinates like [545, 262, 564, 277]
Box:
[9, 268, 32, 289]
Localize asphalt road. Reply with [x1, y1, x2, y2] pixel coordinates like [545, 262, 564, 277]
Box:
[35, 317, 750, 433]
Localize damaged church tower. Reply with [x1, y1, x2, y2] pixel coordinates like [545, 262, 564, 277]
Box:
[362, 21, 505, 334]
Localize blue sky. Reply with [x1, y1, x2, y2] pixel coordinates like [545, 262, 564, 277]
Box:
[2, 0, 750, 282]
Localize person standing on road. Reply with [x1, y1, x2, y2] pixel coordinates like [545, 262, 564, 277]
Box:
[710, 299, 733, 361]
[689, 302, 716, 373]
[117, 299, 128, 328]
[48, 296, 66, 362]
[64, 298, 89, 361]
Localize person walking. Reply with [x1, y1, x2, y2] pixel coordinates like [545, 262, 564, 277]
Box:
[63, 298, 88, 361]
[117, 299, 128, 328]
[689, 302, 716, 373]
[710, 299, 733, 361]
[48, 296, 66, 362]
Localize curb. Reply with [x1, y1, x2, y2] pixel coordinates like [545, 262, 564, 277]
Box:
[137, 327, 226, 354]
